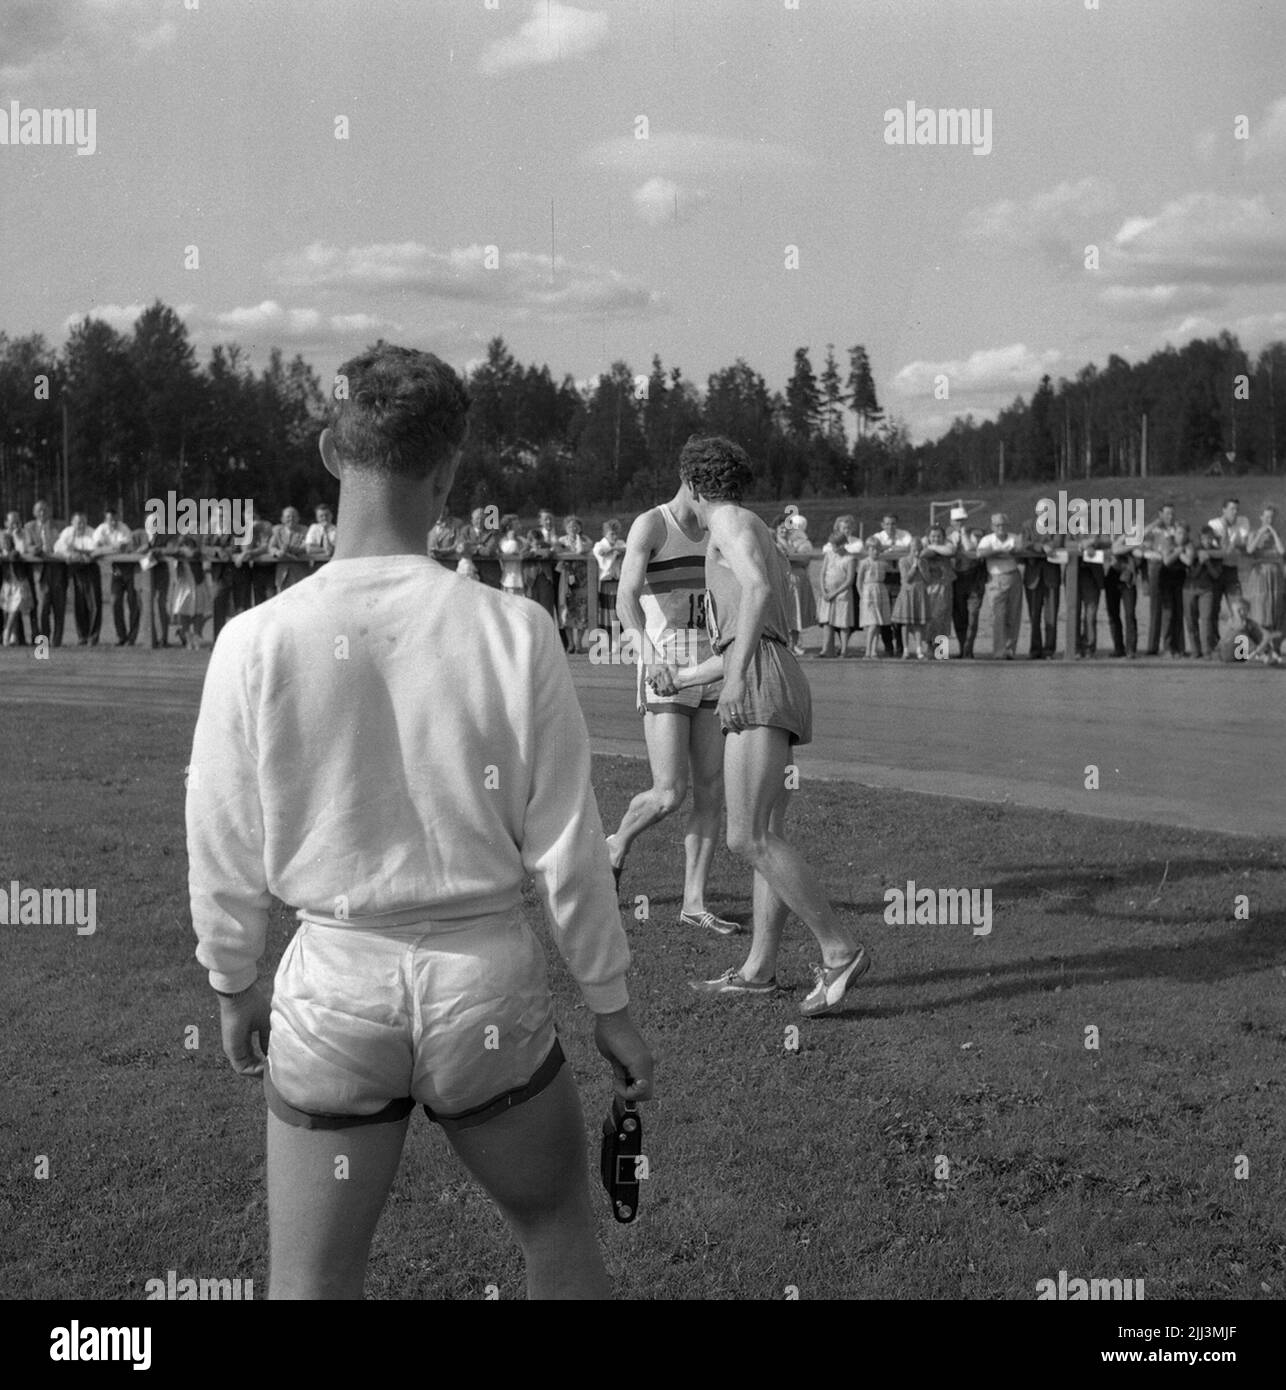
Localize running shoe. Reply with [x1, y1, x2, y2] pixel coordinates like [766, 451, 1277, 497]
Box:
[679, 911, 743, 936]
[689, 968, 778, 996]
[606, 838, 623, 892]
[800, 946, 871, 1016]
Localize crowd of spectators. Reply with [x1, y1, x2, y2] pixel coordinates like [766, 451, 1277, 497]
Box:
[2, 494, 1281, 664]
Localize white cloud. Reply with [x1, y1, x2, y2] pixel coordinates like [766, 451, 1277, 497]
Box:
[0, 0, 176, 82]
[1098, 283, 1225, 319]
[1152, 309, 1286, 355]
[891, 343, 1063, 403]
[479, 1, 608, 76]
[63, 302, 148, 334]
[274, 241, 661, 323]
[1103, 192, 1286, 288]
[584, 130, 805, 177]
[631, 176, 709, 227]
[963, 177, 1115, 249]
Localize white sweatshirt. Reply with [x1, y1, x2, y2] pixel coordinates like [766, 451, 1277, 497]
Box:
[186, 554, 629, 1013]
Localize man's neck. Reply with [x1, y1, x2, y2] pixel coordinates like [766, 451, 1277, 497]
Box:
[668, 491, 705, 537]
[330, 476, 439, 561]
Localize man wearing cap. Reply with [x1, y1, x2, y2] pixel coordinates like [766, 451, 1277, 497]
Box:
[976, 512, 1024, 659]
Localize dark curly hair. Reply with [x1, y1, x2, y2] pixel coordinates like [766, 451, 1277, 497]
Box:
[678, 434, 754, 502]
[330, 344, 471, 477]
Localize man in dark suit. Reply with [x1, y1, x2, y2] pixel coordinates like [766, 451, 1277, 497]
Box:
[1019, 521, 1062, 658]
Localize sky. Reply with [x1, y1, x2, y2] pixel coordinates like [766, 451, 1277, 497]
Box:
[1, 0, 1284, 442]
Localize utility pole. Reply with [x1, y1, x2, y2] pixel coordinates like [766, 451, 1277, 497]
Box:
[61, 394, 70, 519]
[1140, 412, 1148, 479]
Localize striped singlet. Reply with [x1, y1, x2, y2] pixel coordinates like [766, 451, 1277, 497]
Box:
[639, 504, 712, 666]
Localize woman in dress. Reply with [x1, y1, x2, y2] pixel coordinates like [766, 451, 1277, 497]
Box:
[1244, 504, 1284, 631]
[921, 523, 956, 657]
[557, 514, 592, 653]
[169, 532, 207, 648]
[857, 539, 890, 657]
[783, 514, 819, 656]
[892, 535, 930, 659]
[0, 515, 33, 647]
[816, 522, 857, 657]
[496, 514, 528, 598]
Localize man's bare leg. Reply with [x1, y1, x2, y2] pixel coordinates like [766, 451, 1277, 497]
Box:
[680, 707, 725, 917]
[723, 726, 856, 973]
[446, 1068, 610, 1300]
[606, 711, 690, 870]
[268, 1110, 410, 1299]
[739, 785, 791, 984]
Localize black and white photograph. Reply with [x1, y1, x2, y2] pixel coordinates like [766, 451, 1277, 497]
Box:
[0, 0, 1282, 1353]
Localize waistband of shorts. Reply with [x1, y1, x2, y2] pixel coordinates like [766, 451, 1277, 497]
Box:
[295, 894, 522, 933]
[713, 631, 789, 655]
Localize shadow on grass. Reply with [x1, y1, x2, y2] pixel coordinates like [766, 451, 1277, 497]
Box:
[824, 856, 1286, 1018]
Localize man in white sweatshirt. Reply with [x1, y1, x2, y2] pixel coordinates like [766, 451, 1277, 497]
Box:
[186, 344, 653, 1300]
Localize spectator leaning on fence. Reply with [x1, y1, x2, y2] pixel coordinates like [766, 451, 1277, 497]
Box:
[56, 511, 103, 646]
[920, 523, 955, 655]
[1142, 503, 1181, 656]
[1184, 524, 1224, 658]
[557, 515, 592, 653]
[93, 507, 140, 646]
[1018, 518, 1060, 659]
[23, 499, 66, 647]
[305, 505, 337, 560]
[0, 513, 33, 646]
[976, 512, 1023, 660]
[270, 507, 310, 592]
[592, 519, 626, 645]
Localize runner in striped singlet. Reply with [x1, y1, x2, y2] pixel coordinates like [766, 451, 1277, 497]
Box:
[649, 435, 871, 1017]
[605, 483, 742, 937]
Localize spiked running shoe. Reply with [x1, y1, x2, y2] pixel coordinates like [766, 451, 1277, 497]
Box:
[800, 946, 871, 1016]
[679, 911, 743, 936]
[689, 967, 778, 997]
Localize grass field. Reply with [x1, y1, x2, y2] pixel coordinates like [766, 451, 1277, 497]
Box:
[1, 700, 1284, 1301]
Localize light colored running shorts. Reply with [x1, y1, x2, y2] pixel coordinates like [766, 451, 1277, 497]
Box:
[264, 911, 560, 1131]
[637, 634, 721, 717]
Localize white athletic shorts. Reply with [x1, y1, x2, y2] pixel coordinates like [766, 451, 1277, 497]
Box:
[637, 628, 721, 716]
[264, 910, 561, 1131]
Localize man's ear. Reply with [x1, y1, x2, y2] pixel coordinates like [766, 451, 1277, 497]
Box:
[319, 428, 342, 482]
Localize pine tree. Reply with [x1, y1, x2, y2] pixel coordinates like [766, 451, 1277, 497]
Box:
[846, 344, 883, 439]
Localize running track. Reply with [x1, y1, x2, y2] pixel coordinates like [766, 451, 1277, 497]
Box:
[0, 648, 1278, 838]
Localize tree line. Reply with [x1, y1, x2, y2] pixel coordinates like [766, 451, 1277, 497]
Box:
[0, 300, 1280, 524]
